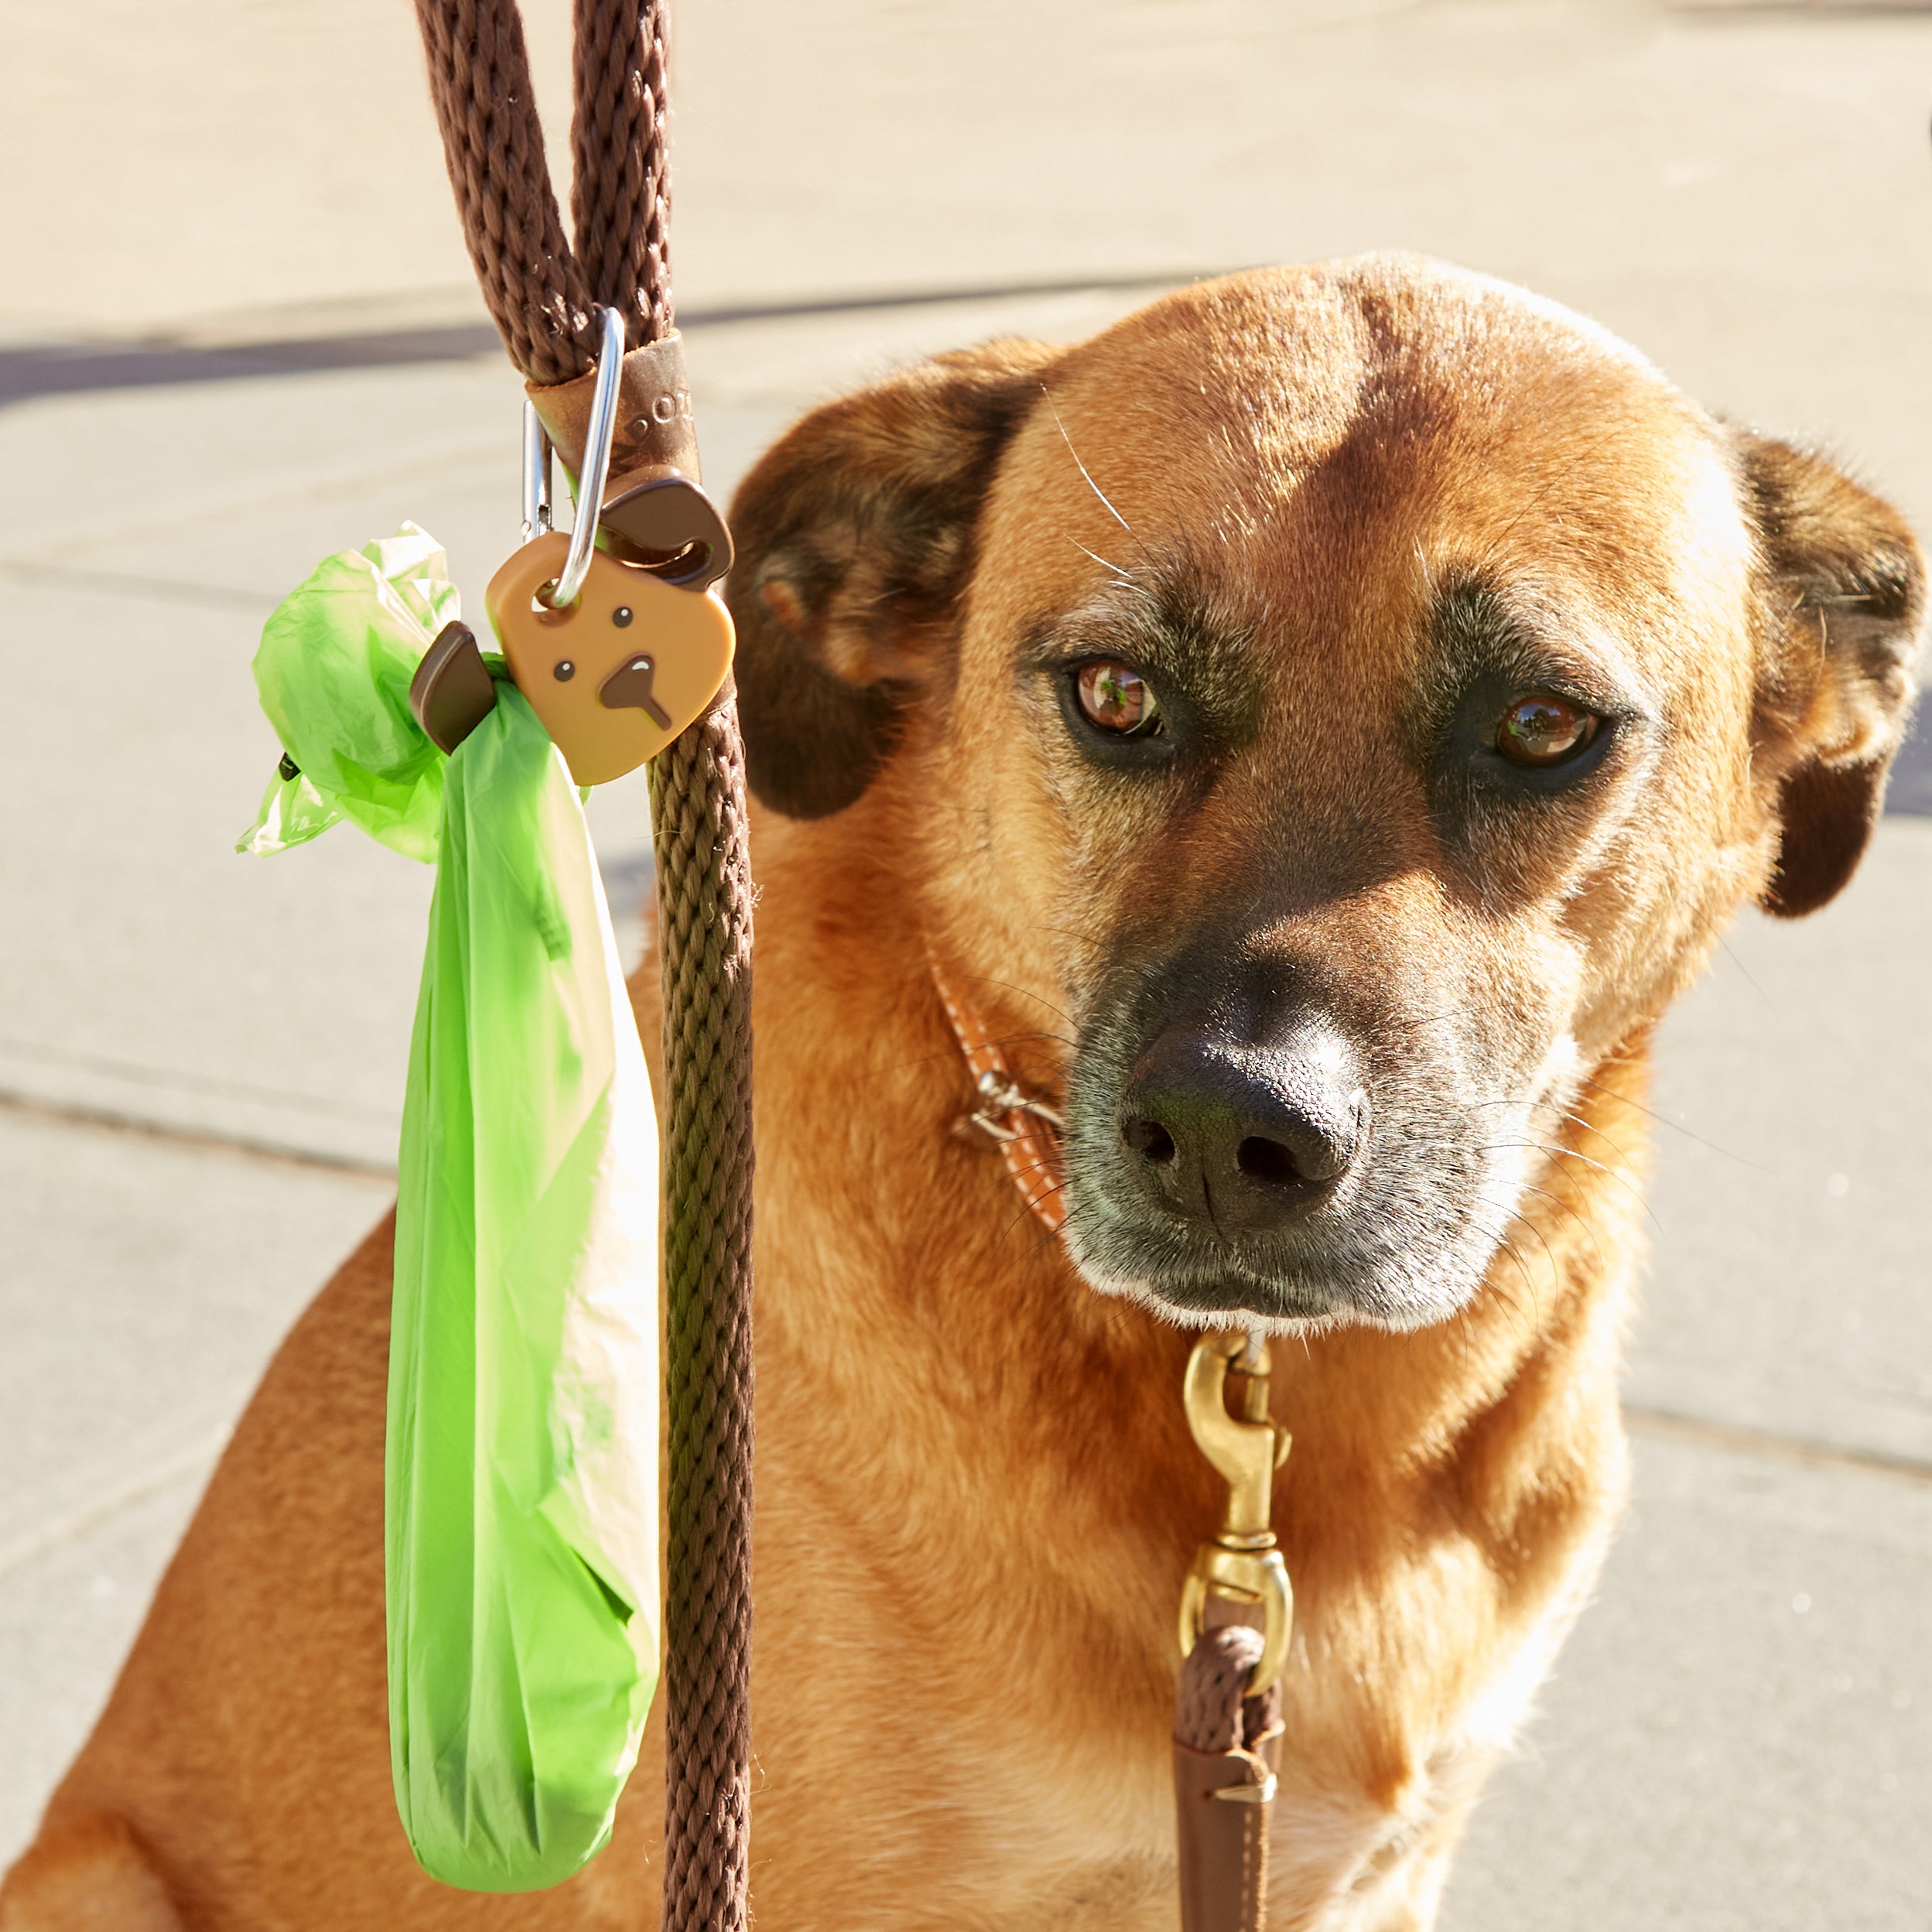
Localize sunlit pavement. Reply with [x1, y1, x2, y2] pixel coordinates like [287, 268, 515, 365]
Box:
[4, 2, 1930, 1923]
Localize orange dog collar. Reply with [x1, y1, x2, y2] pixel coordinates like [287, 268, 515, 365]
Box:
[927, 949, 1069, 1237]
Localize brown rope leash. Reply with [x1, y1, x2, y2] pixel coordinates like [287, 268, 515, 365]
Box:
[414, 0, 595, 384]
[649, 708, 755, 1931]
[412, 5, 754, 1927]
[569, 0, 675, 350]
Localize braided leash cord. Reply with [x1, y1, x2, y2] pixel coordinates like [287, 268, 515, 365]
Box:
[649, 701, 755, 1932]
[570, 0, 675, 347]
[1175, 1628, 1281, 1759]
[413, 0, 597, 383]
[412, 5, 754, 1926]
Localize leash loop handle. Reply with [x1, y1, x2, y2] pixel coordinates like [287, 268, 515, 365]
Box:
[1178, 1332, 1293, 1699]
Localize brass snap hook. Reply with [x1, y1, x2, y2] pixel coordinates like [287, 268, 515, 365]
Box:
[1178, 1330, 1293, 1699]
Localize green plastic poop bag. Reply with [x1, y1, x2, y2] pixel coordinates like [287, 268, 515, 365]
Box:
[242, 527, 659, 1892]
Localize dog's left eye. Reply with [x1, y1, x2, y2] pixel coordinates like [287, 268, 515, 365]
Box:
[1496, 695, 1599, 768]
[1074, 661, 1161, 736]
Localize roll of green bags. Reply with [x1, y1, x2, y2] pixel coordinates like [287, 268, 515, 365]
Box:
[242, 527, 660, 1893]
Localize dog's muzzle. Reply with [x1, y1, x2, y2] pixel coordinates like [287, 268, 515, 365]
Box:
[1117, 1020, 1368, 1236]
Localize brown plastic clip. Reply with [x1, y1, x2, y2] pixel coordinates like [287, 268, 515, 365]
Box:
[409, 621, 498, 754]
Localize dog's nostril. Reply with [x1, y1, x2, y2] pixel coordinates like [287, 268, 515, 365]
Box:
[1123, 1118, 1178, 1164]
[1236, 1136, 1301, 1188]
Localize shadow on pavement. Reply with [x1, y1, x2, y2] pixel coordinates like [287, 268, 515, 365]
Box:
[0, 273, 1209, 409]
[1888, 703, 1932, 816]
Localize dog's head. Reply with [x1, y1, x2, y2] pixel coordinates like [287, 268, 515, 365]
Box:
[727, 258, 1923, 1332]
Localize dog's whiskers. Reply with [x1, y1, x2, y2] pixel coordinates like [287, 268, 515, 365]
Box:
[1042, 386, 1137, 538]
[1069, 536, 1134, 582]
[1567, 1072, 1765, 1171]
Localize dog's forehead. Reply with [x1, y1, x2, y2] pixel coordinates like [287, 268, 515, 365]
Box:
[984, 258, 1748, 659]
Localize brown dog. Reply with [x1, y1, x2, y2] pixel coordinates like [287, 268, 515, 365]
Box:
[4, 256, 1922, 1930]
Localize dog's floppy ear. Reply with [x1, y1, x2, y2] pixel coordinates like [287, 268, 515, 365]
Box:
[1738, 433, 1927, 918]
[725, 340, 1060, 819]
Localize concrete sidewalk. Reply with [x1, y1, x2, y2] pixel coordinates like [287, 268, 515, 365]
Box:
[4, 0, 1930, 1924]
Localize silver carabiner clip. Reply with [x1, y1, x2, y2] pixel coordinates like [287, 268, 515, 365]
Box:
[535, 303, 626, 610]
[521, 402, 553, 545]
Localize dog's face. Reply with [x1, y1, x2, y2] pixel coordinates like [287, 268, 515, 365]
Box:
[730, 258, 1923, 1331]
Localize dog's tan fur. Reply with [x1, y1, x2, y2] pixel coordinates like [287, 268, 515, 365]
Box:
[5, 258, 1922, 1930]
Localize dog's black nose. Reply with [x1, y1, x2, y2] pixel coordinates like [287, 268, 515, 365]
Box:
[1119, 1025, 1366, 1233]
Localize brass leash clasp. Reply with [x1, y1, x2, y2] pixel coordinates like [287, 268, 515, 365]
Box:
[1178, 1331, 1292, 1699]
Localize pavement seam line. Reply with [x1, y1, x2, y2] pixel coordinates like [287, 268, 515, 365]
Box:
[0, 1364, 1920, 1610]
[1624, 1401, 1932, 1486]
[0, 1035, 402, 1123]
[0, 1428, 231, 1580]
[0, 1088, 398, 1180]
[0, 559, 274, 611]
[12, 1088, 1930, 1490]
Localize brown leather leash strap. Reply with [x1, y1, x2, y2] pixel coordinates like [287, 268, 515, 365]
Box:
[412, 5, 754, 1927]
[1175, 1628, 1285, 1932]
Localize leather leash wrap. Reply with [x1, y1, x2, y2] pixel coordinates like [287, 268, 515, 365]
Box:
[1175, 1627, 1285, 1932]
[412, 3, 755, 1927]
[928, 954, 1069, 1236]
[524, 333, 700, 487]
[526, 336, 731, 579]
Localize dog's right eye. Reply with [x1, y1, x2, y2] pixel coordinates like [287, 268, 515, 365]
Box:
[1496, 694, 1599, 768]
[1074, 660, 1161, 736]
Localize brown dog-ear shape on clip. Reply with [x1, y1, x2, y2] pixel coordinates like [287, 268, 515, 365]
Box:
[1738, 432, 1927, 918]
[726, 340, 1062, 819]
